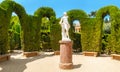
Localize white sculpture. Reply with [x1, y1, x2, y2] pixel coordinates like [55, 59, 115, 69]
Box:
[59, 12, 71, 41]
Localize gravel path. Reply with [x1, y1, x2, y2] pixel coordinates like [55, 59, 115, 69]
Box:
[0, 52, 120, 72]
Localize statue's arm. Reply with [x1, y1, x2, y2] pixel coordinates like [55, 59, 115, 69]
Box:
[59, 17, 63, 24]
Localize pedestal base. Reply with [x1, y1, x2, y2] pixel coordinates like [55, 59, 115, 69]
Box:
[59, 40, 73, 69]
[59, 63, 73, 69]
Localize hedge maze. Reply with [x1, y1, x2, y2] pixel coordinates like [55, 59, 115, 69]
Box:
[0, 0, 120, 55]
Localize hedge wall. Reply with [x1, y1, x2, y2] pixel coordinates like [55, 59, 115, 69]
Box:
[1, 0, 120, 54]
[34, 7, 56, 51]
[95, 5, 120, 53]
[34, 7, 56, 19]
[23, 15, 40, 52]
[0, 7, 8, 55]
[9, 16, 21, 50]
[0, 0, 28, 53]
[50, 18, 61, 51]
[105, 10, 120, 54]
[81, 18, 96, 52]
[0, 1, 57, 53]
[73, 33, 82, 52]
[67, 9, 88, 40]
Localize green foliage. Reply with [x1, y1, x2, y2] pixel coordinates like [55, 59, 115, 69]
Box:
[41, 17, 50, 33]
[105, 11, 120, 54]
[67, 9, 88, 27]
[40, 17, 51, 51]
[67, 9, 88, 52]
[50, 19, 61, 51]
[73, 33, 82, 52]
[81, 18, 96, 52]
[34, 7, 56, 19]
[1, 0, 120, 55]
[41, 33, 51, 51]
[67, 9, 87, 45]
[103, 22, 111, 34]
[0, 7, 8, 55]
[9, 16, 21, 50]
[34, 7, 56, 51]
[95, 5, 120, 53]
[23, 15, 40, 52]
[0, 0, 28, 54]
[89, 11, 97, 17]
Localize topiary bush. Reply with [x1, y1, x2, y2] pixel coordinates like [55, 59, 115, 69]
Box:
[95, 5, 120, 54]
[50, 18, 61, 51]
[0, 7, 8, 55]
[0, 0, 28, 53]
[1, 0, 120, 55]
[67, 9, 88, 40]
[34, 6, 56, 20]
[81, 18, 96, 52]
[73, 33, 82, 52]
[67, 9, 88, 52]
[34, 7, 56, 51]
[106, 10, 120, 54]
[23, 15, 40, 52]
[9, 16, 21, 51]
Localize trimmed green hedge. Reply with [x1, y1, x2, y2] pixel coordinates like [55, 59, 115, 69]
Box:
[67, 9, 88, 52]
[0, 0, 28, 53]
[73, 33, 82, 52]
[95, 5, 120, 53]
[81, 18, 96, 52]
[105, 10, 120, 54]
[34, 7, 56, 51]
[23, 15, 40, 52]
[67, 9, 88, 40]
[9, 16, 21, 50]
[0, 7, 8, 55]
[50, 21, 61, 51]
[1, 0, 120, 54]
[34, 7, 56, 19]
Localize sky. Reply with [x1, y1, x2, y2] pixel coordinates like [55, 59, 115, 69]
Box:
[0, 0, 120, 18]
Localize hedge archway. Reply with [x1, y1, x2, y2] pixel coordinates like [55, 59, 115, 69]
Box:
[0, 0, 28, 54]
[95, 5, 119, 53]
[67, 9, 88, 52]
[34, 7, 56, 21]
[81, 18, 96, 52]
[34, 7, 57, 51]
[67, 9, 88, 29]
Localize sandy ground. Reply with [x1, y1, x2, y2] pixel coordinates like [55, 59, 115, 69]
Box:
[0, 52, 120, 72]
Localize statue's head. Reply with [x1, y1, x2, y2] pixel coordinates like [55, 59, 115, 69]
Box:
[63, 12, 67, 16]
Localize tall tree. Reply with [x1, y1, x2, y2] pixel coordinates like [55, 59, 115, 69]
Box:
[89, 11, 96, 17]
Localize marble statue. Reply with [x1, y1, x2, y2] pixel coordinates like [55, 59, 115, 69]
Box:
[59, 12, 71, 41]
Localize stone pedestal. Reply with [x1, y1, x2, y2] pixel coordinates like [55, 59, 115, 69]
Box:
[59, 40, 73, 69]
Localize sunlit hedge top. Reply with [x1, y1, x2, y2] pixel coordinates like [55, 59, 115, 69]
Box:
[0, 0, 27, 28]
[67, 9, 88, 25]
[34, 7, 56, 19]
[96, 5, 119, 19]
[67, 9, 88, 40]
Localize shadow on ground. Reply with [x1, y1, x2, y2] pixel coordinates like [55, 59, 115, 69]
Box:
[0, 52, 54, 72]
[73, 64, 82, 69]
